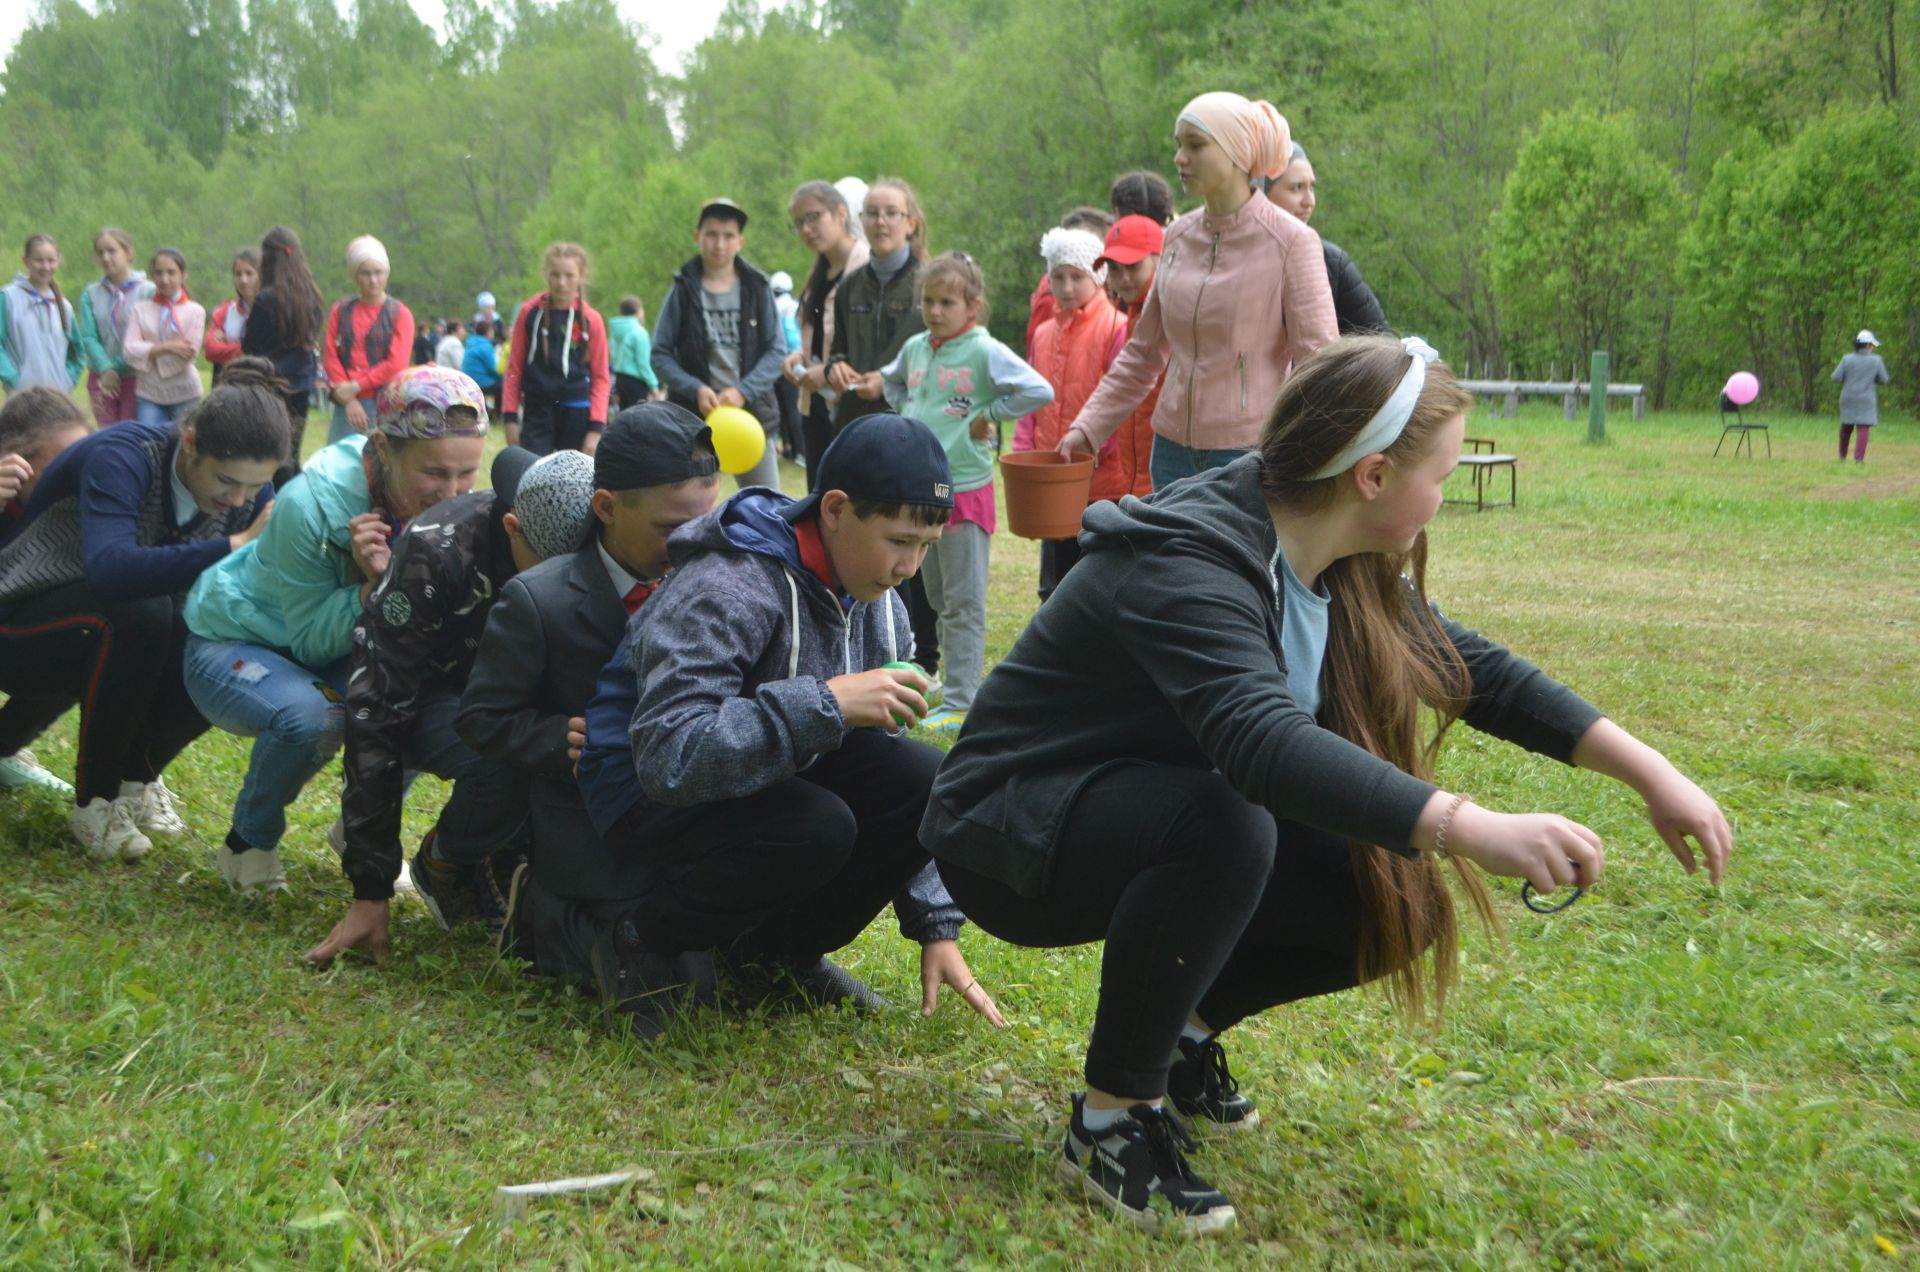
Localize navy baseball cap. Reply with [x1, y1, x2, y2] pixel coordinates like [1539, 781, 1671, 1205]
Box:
[595, 402, 719, 491]
[781, 413, 954, 522]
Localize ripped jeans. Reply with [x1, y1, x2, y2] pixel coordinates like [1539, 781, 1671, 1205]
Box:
[183, 637, 349, 850]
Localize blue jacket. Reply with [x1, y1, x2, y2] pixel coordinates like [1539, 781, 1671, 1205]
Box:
[462, 333, 501, 390]
[185, 436, 370, 668]
[576, 487, 961, 942]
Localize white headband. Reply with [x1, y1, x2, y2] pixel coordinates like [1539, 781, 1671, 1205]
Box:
[1308, 336, 1441, 479]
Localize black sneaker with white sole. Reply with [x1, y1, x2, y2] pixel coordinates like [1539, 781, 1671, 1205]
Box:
[1167, 1035, 1260, 1130]
[1056, 1094, 1237, 1235]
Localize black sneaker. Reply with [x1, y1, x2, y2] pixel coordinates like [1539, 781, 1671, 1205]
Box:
[409, 831, 505, 931]
[719, 949, 888, 1015]
[1167, 1035, 1260, 1130]
[588, 920, 717, 1042]
[1055, 1094, 1237, 1234]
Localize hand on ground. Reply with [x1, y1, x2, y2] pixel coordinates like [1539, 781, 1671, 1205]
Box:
[305, 898, 391, 967]
[920, 939, 1006, 1027]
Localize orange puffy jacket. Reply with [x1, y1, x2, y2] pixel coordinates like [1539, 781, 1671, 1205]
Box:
[1019, 290, 1158, 503]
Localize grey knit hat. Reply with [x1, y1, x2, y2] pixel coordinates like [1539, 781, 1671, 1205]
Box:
[511, 449, 597, 561]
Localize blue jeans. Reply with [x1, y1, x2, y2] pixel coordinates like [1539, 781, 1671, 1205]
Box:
[1148, 436, 1248, 490]
[136, 397, 199, 428]
[183, 637, 349, 850]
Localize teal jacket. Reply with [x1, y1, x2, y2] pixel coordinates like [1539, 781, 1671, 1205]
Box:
[75, 272, 154, 375]
[607, 314, 659, 388]
[185, 436, 371, 668]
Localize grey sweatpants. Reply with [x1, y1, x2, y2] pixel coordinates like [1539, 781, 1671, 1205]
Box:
[919, 520, 991, 712]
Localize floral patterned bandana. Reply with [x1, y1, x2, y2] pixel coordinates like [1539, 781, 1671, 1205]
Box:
[373, 364, 490, 439]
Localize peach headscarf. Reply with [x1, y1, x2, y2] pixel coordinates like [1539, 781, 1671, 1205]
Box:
[1177, 92, 1293, 182]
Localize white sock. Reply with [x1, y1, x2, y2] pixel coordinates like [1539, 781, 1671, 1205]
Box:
[118, 780, 146, 799]
[1081, 1099, 1157, 1133]
[1180, 1022, 1212, 1046]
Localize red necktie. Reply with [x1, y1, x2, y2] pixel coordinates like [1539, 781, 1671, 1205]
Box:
[623, 581, 655, 615]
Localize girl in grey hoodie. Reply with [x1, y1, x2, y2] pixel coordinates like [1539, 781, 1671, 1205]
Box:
[0, 235, 81, 392]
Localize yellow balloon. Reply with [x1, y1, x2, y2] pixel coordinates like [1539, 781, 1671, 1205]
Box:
[706, 405, 767, 475]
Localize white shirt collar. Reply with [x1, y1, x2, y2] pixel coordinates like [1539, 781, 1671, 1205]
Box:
[168, 446, 201, 527]
[596, 535, 642, 597]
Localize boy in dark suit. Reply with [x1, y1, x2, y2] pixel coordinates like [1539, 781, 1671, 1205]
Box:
[457, 404, 723, 1002]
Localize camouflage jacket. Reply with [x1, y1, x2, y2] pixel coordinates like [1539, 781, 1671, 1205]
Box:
[341, 490, 516, 901]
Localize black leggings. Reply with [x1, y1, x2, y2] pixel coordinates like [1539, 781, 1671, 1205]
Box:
[937, 763, 1375, 1100]
[0, 582, 210, 805]
[801, 398, 835, 493]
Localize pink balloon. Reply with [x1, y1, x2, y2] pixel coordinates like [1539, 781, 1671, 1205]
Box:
[1725, 372, 1760, 406]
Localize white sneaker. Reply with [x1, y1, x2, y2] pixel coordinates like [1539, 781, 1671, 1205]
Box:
[217, 846, 289, 897]
[70, 797, 152, 862]
[120, 778, 187, 835]
[0, 749, 73, 795]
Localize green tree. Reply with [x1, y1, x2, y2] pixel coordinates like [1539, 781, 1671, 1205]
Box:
[1490, 112, 1684, 383]
[1679, 107, 1917, 412]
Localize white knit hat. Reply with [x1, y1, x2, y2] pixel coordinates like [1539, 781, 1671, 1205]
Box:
[1039, 227, 1108, 285]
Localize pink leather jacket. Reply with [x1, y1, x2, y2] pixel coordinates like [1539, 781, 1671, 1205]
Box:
[1073, 194, 1337, 453]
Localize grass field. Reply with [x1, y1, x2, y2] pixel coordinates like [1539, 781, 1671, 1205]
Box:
[2, 404, 1916, 1268]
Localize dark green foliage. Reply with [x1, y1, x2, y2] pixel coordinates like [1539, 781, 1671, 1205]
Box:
[0, 0, 1915, 410]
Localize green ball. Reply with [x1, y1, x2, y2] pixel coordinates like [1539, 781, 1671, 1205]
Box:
[882, 661, 925, 728]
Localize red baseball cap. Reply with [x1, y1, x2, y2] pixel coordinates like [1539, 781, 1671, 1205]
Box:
[1096, 215, 1165, 268]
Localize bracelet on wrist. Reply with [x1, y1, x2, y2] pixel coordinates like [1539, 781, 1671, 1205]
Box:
[1431, 793, 1472, 859]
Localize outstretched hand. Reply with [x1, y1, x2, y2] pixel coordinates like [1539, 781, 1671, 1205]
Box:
[920, 939, 1006, 1028]
[1637, 766, 1734, 885]
[305, 898, 391, 967]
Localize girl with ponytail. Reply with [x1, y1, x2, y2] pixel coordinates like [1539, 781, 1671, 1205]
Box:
[923, 334, 1733, 1236]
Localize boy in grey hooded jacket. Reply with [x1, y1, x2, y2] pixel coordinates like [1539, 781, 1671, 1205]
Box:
[574, 413, 1004, 1035]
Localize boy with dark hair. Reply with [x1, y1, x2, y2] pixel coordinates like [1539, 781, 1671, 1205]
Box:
[457, 403, 725, 996]
[649, 198, 786, 491]
[573, 412, 1003, 1037]
[305, 446, 598, 965]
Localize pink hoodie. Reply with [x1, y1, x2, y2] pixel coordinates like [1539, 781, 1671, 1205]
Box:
[1072, 193, 1336, 453]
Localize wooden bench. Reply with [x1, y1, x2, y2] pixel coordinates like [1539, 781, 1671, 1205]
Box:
[1459, 379, 1647, 422]
[1451, 452, 1517, 510]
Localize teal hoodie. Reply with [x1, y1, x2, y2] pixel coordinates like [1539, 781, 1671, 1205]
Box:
[185, 435, 372, 668]
[879, 326, 1054, 493]
[75, 271, 154, 374]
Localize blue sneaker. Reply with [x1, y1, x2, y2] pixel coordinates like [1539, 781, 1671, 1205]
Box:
[918, 707, 967, 733]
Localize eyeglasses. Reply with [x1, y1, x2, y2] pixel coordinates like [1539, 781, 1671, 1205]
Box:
[860, 207, 911, 224]
[790, 209, 828, 234]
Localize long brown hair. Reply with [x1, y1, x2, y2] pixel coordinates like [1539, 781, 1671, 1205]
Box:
[789, 179, 852, 314]
[1258, 335, 1494, 1024]
[258, 225, 322, 350]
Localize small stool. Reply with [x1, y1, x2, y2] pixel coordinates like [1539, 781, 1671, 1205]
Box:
[1451, 454, 1517, 510]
